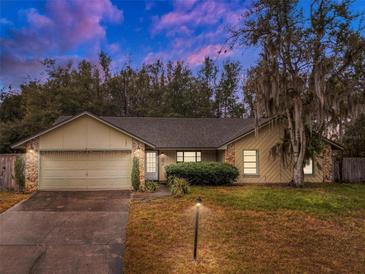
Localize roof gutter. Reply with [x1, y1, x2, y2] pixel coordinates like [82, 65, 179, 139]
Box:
[156, 147, 219, 150]
[321, 137, 344, 150]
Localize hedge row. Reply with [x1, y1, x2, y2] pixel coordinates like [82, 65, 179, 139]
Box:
[165, 161, 239, 185]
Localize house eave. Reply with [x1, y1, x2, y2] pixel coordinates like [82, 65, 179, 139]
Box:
[156, 147, 219, 150]
[321, 137, 344, 150]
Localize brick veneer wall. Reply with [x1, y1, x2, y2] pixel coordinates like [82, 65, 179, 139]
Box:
[224, 143, 235, 165]
[24, 138, 39, 192]
[132, 139, 145, 189]
[322, 144, 334, 183]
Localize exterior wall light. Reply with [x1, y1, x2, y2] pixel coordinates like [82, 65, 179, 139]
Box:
[194, 196, 202, 261]
[29, 143, 34, 153]
[134, 143, 141, 157]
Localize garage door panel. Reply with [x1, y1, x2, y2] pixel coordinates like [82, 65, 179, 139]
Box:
[40, 179, 90, 189]
[41, 169, 88, 178]
[87, 178, 130, 186]
[87, 161, 130, 169]
[40, 151, 131, 190]
[89, 151, 126, 159]
[42, 161, 89, 169]
[42, 179, 129, 190]
[42, 152, 89, 161]
[88, 168, 129, 176]
[42, 160, 130, 169]
[41, 178, 89, 184]
[87, 172, 129, 179]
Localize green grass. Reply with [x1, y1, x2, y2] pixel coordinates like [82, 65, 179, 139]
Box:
[191, 183, 365, 215]
[124, 184, 365, 273]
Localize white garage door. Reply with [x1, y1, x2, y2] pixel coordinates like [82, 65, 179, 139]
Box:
[40, 151, 131, 190]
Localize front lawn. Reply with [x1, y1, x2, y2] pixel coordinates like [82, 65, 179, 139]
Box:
[124, 184, 365, 273]
[0, 191, 30, 213]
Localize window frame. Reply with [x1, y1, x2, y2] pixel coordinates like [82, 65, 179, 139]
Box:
[176, 151, 202, 163]
[146, 151, 157, 173]
[243, 149, 259, 176]
[303, 158, 314, 175]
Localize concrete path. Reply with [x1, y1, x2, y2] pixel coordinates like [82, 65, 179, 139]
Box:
[0, 191, 130, 274]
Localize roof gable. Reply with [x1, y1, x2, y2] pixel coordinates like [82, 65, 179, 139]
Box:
[11, 112, 155, 149]
[217, 117, 344, 150]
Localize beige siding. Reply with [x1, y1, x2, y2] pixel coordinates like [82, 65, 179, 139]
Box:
[158, 150, 217, 181]
[233, 121, 324, 183]
[159, 150, 176, 181]
[304, 155, 324, 183]
[40, 151, 131, 190]
[39, 116, 132, 151]
[202, 150, 217, 161]
[217, 150, 225, 162]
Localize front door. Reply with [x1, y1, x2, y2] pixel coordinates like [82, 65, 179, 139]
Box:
[145, 151, 158, 181]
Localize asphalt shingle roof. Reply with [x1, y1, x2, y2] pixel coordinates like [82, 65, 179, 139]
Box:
[54, 115, 271, 148]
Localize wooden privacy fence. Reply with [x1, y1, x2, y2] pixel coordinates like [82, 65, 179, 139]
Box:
[335, 157, 365, 183]
[0, 154, 23, 191]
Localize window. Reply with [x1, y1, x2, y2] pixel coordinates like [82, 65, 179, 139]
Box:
[243, 150, 258, 175]
[303, 158, 313, 175]
[177, 151, 201, 162]
[146, 152, 156, 173]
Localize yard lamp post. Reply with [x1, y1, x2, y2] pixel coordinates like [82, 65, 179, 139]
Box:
[194, 197, 202, 261]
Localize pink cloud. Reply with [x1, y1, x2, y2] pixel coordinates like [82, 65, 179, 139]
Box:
[165, 25, 193, 37]
[172, 38, 193, 50]
[143, 43, 233, 68]
[148, 0, 245, 69]
[25, 9, 53, 28]
[15, 0, 123, 52]
[143, 51, 170, 64]
[0, 52, 44, 87]
[0, 0, 123, 87]
[153, 0, 244, 33]
[45, 0, 123, 48]
[187, 44, 232, 66]
[174, 0, 198, 10]
[107, 43, 121, 54]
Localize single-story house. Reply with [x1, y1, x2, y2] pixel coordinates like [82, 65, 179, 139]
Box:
[12, 112, 342, 191]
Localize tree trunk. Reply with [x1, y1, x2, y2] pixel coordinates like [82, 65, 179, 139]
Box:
[292, 127, 306, 187]
[288, 98, 306, 187]
[293, 156, 304, 187]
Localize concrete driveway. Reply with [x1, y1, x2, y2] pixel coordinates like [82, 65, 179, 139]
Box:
[0, 191, 130, 274]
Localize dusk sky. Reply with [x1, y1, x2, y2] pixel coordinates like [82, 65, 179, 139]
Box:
[1, 0, 364, 88]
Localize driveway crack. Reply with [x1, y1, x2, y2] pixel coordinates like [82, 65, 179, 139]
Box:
[41, 216, 67, 244]
[29, 249, 46, 274]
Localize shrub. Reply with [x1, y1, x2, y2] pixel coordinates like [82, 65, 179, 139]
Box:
[145, 181, 159, 192]
[165, 161, 239, 185]
[168, 176, 190, 197]
[14, 156, 25, 192]
[131, 157, 140, 191]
